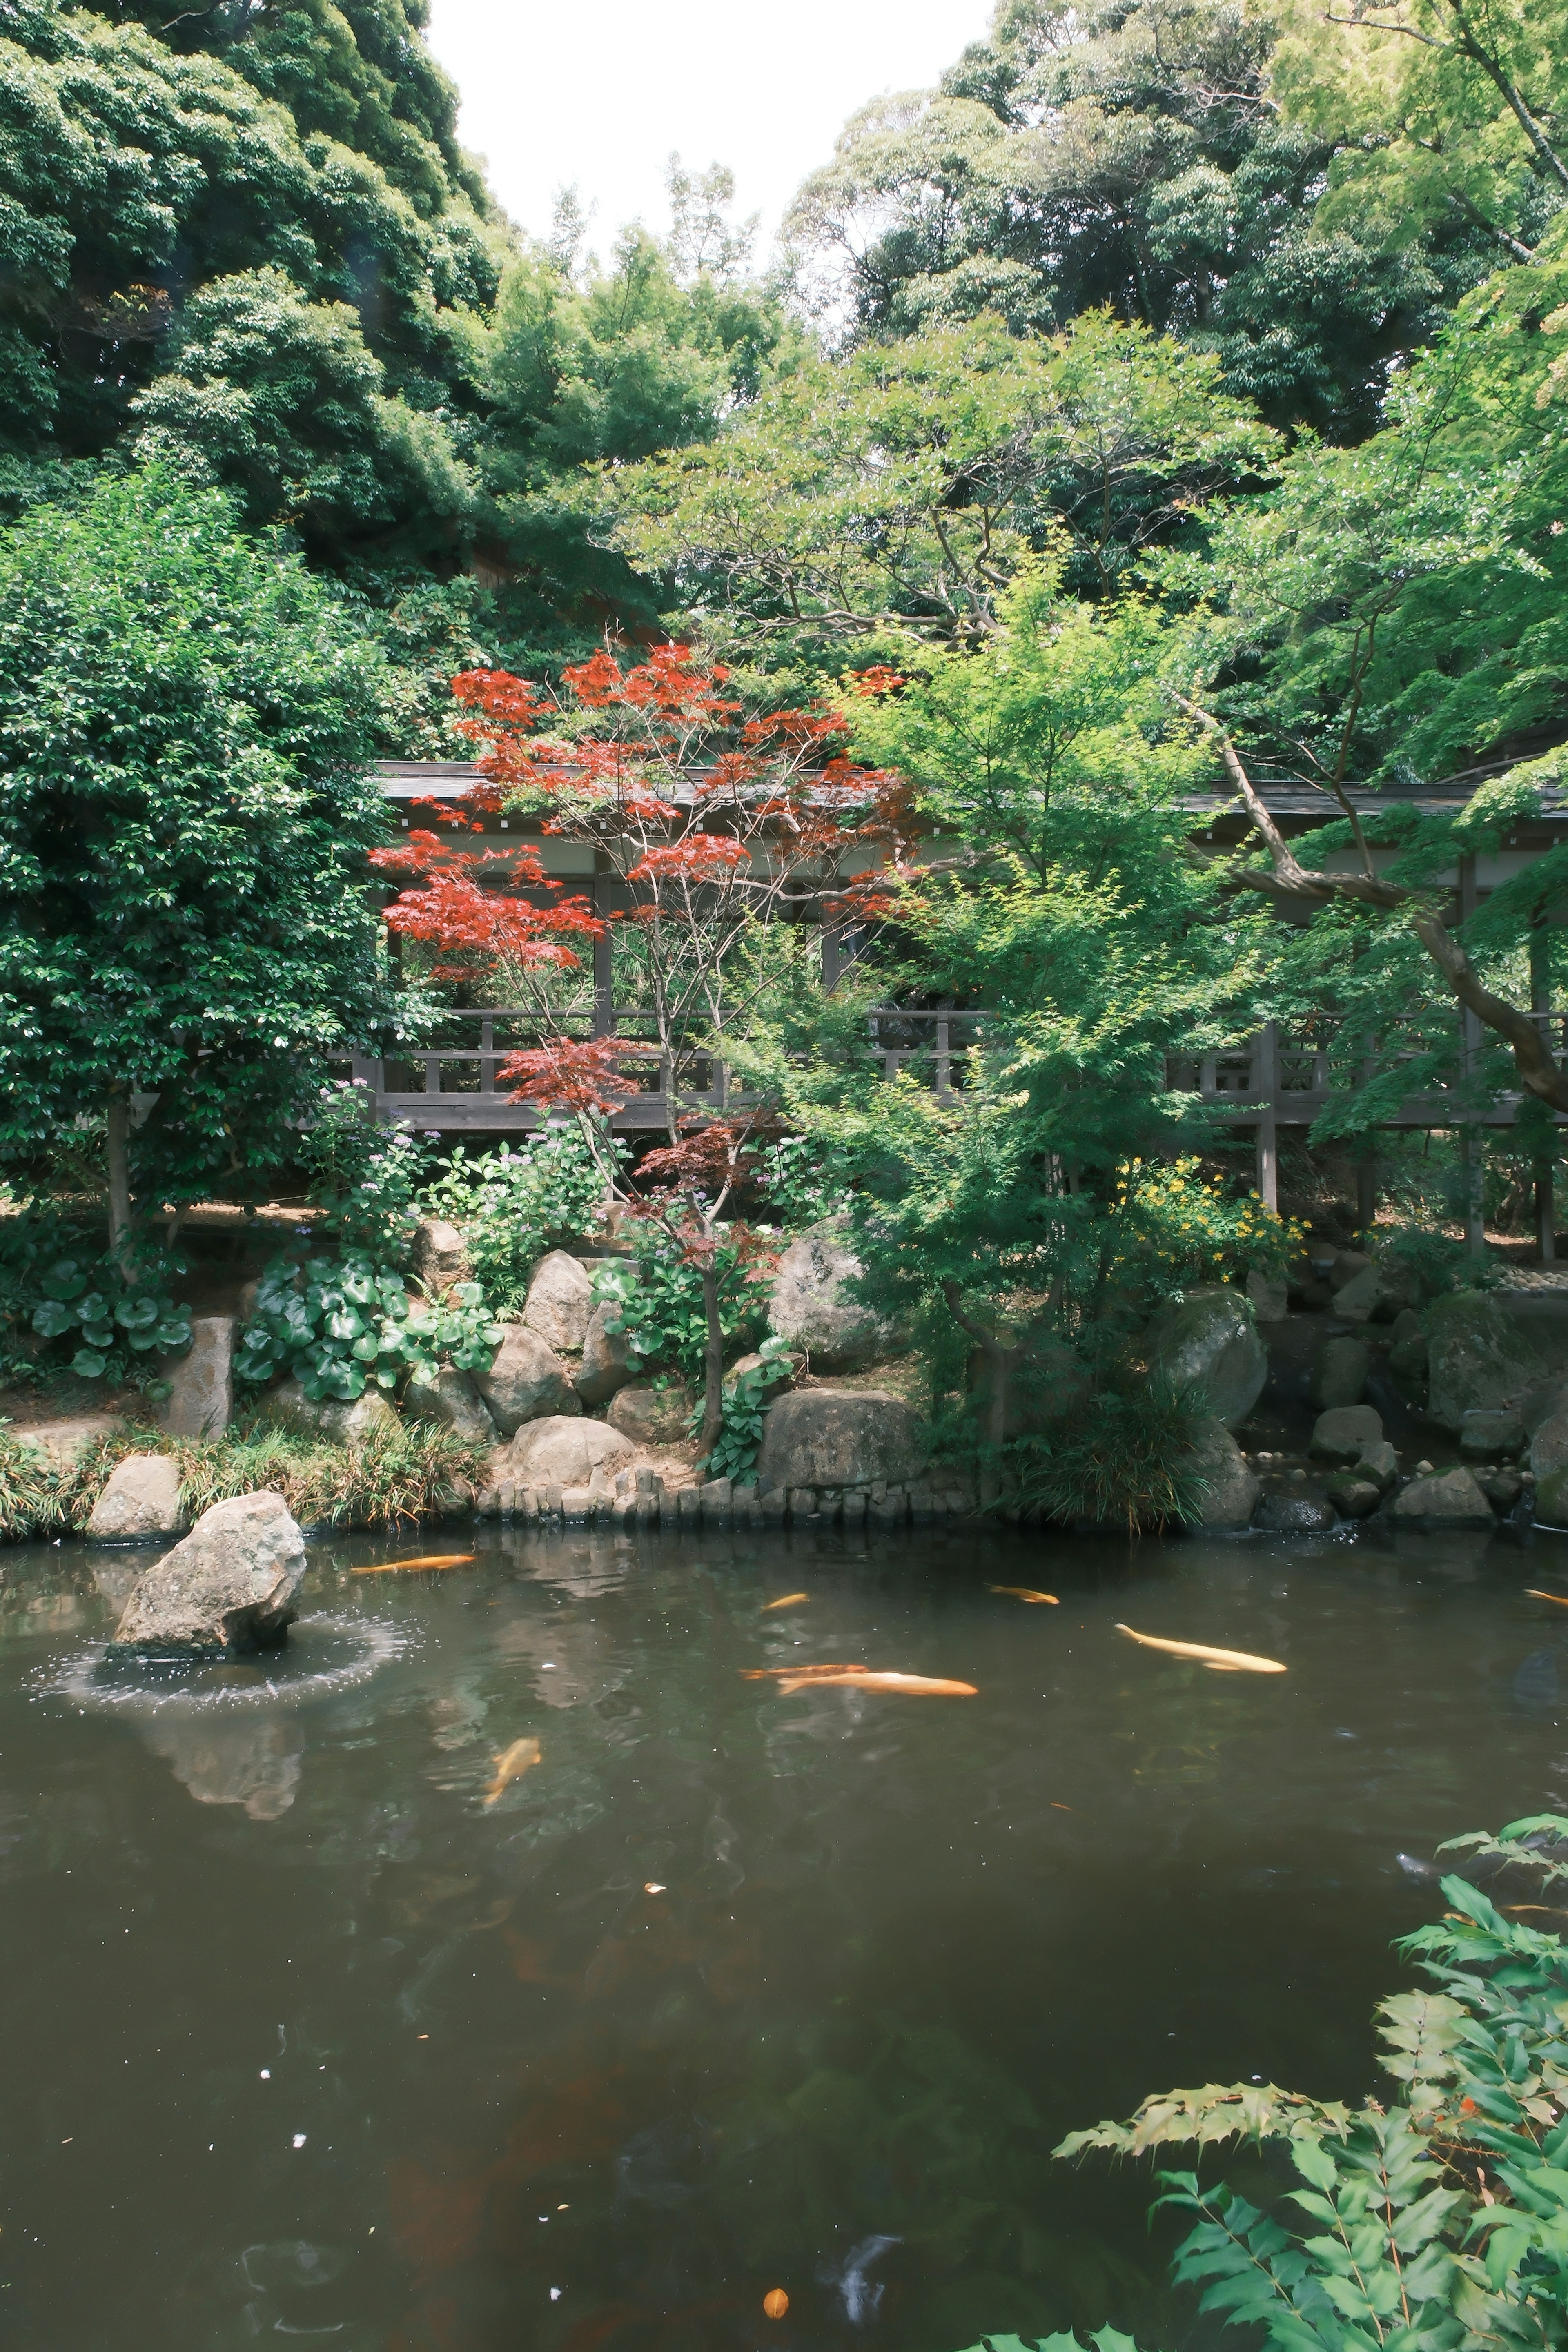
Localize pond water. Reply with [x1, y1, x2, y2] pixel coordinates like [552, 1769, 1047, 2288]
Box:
[4, 1512, 1568, 2352]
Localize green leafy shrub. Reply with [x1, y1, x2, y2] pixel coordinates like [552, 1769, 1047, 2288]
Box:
[29, 1247, 192, 1381]
[1378, 1223, 1500, 1298]
[1110, 1159, 1303, 1301]
[697, 1336, 794, 1480]
[234, 1250, 501, 1402]
[0, 1421, 60, 1540]
[1008, 1374, 1205, 1534]
[304, 1085, 430, 1262]
[423, 1131, 618, 1309]
[1052, 1814, 1568, 2352]
[753, 1132, 851, 1233]
[592, 1233, 768, 1383]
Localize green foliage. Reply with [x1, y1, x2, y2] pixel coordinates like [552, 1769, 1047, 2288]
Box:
[592, 1236, 767, 1384]
[752, 1132, 852, 1233]
[1112, 1159, 1303, 1298]
[952, 2334, 1155, 2352]
[28, 1247, 191, 1382]
[422, 1130, 616, 1310]
[1377, 1224, 1501, 1299]
[1011, 1373, 1206, 1533]
[1054, 1815, 1568, 2352]
[697, 1336, 795, 1481]
[234, 1250, 500, 1402]
[304, 1087, 428, 1261]
[0, 468, 392, 1208]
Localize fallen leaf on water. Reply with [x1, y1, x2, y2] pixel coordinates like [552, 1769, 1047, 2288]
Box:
[1526, 1589, 1568, 1608]
[354, 1553, 474, 1575]
[1115, 1624, 1286, 1675]
[762, 1592, 809, 1611]
[483, 1737, 542, 1806]
[989, 1584, 1059, 1604]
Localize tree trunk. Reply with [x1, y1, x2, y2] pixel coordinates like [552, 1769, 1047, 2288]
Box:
[106, 1091, 132, 1273]
[699, 1259, 726, 1460]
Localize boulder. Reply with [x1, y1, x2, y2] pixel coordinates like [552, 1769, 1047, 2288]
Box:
[87, 1453, 186, 1543]
[474, 1326, 580, 1436]
[1459, 1410, 1525, 1461]
[1310, 1404, 1384, 1464]
[756, 1390, 924, 1492]
[1327, 1474, 1382, 1519]
[267, 1380, 401, 1446]
[1389, 1309, 1423, 1345]
[158, 1316, 234, 1439]
[412, 1218, 470, 1292]
[770, 1223, 892, 1372]
[1531, 1412, 1568, 1523]
[575, 1302, 637, 1408]
[11, 1414, 123, 1470]
[504, 1416, 635, 1489]
[110, 1490, 307, 1656]
[1356, 1440, 1400, 1494]
[1388, 1326, 1430, 1409]
[1478, 1468, 1524, 1512]
[607, 1382, 694, 1448]
[1151, 1287, 1268, 1429]
[1258, 1492, 1336, 1532]
[1310, 1337, 1370, 1411]
[1425, 1291, 1544, 1433]
[403, 1366, 494, 1443]
[723, 1350, 799, 1395]
[1181, 1418, 1260, 1530]
[1332, 1258, 1424, 1326]
[1522, 1384, 1568, 1438]
[1245, 1270, 1288, 1324]
[1384, 1466, 1494, 1525]
[1330, 1250, 1373, 1292]
[522, 1250, 593, 1355]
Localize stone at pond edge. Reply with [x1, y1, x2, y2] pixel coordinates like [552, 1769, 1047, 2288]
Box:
[1310, 1337, 1371, 1411]
[110, 1490, 307, 1655]
[755, 1390, 923, 1492]
[1356, 1440, 1399, 1494]
[474, 1326, 580, 1437]
[1478, 1468, 1524, 1512]
[1310, 1404, 1384, 1463]
[522, 1250, 593, 1355]
[1424, 1290, 1544, 1432]
[1150, 1286, 1267, 1430]
[504, 1416, 635, 1489]
[87, 1453, 187, 1542]
[1533, 1412, 1568, 1489]
[265, 1381, 400, 1446]
[607, 1383, 693, 1448]
[770, 1223, 893, 1372]
[1459, 1410, 1525, 1461]
[403, 1365, 494, 1443]
[1332, 1258, 1424, 1325]
[576, 1302, 637, 1408]
[1258, 1492, 1336, 1532]
[1327, 1474, 1382, 1519]
[412, 1218, 470, 1292]
[1245, 1270, 1288, 1324]
[1384, 1466, 1494, 1525]
[1180, 1419, 1259, 1530]
[159, 1316, 234, 1439]
[11, 1414, 123, 1470]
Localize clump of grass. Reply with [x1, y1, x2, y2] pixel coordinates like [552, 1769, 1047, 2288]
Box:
[0, 1417, 491, 1541]
[1012, 1374, 1208, 1534]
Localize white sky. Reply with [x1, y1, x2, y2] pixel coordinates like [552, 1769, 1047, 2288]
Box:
[424, 0, 996, 261]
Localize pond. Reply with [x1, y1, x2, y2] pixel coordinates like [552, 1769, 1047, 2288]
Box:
[2, 1512, 1566, 2352]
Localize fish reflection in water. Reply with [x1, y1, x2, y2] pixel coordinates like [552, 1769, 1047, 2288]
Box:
[820, 2234, 901, 2325]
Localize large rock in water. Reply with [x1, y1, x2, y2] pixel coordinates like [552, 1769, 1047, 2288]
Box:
[522, 1251, 593, 1354]
[756, 1390, 923, 1492]
[575, 1302, 637, 1407]
[403, 1366, 494, 1442]
[1424, 1292, 1545, 1432]
[504, 1416, 635, 1488]
[474, 1326, 580, 1436]
[770, 1224, 891, 1372]
[1150, 1287, 1267, 1429]
[159, 1316, 234, 1439]
[1384, 1466, 1494, 1526]
[1310, 1404, 1383, 1464]
[110, 1491, 307, 1655]
[607, 1382, 694, 1448]
[1310, 1337, 1370, 1411]
[1332, 1258, 1423, 1325]
[87, 1454, 186, 1542]
[1180, 1419, 1259, 1530]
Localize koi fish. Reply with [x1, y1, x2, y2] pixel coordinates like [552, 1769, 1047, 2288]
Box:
[1115, 1623, 1286, 1674]
[751, 1666, 978, 1698]
[762, 1593, 810, 1611]
[989, 1584, 1059, 1604]
[354, 1553, 474, 1575]
[483, 1737, 541, 1806]
[741, 1662, 867, 1680]
[1526, 1590, 1568, 1608]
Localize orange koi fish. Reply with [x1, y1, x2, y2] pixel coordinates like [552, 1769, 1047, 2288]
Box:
[741, 1662, 866, 1680]
[1115, 1623, 1285, 1675]
[483, 1737, 541, 1806]
[989, 1585, 1059, 1604]
[761, 1593, 810, 1611]
[354, 1553, 474, 1575]
[1526, 1590, 1568, 1608]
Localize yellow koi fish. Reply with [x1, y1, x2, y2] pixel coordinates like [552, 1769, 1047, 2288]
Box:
[989, 1585, 1059, 1605]
[483, 1737, 542, 1806]
[746, 1666, 978, 1698]
[354, 1553, 474, 1575]
[1115, 1623, 1286, 1675]
[762, 1593, 810, 1611]
[1526, 1590, 1568, 1608]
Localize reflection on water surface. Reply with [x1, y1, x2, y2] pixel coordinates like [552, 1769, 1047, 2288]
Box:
[2, 1515, 1567, 2350]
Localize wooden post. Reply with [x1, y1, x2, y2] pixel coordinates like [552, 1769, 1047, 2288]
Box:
[1459, 853, 1486, 1254]
[1254, 1022, 1278, 1211]
[822, 925, 842, 992]
[935, 1000, 953, 1098]
[592, 873, 614, 1038]
[1356, 1156, 1377, 1238]
[1532, 913, 1557, 1262]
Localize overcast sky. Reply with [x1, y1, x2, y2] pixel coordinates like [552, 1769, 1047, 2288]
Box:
[424, 0, 994, 262]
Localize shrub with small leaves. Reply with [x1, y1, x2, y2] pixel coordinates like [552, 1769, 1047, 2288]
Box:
[423, 1129, 619, 1309]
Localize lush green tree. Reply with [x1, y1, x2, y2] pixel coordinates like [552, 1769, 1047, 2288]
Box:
[0, 468, 394, 1243]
